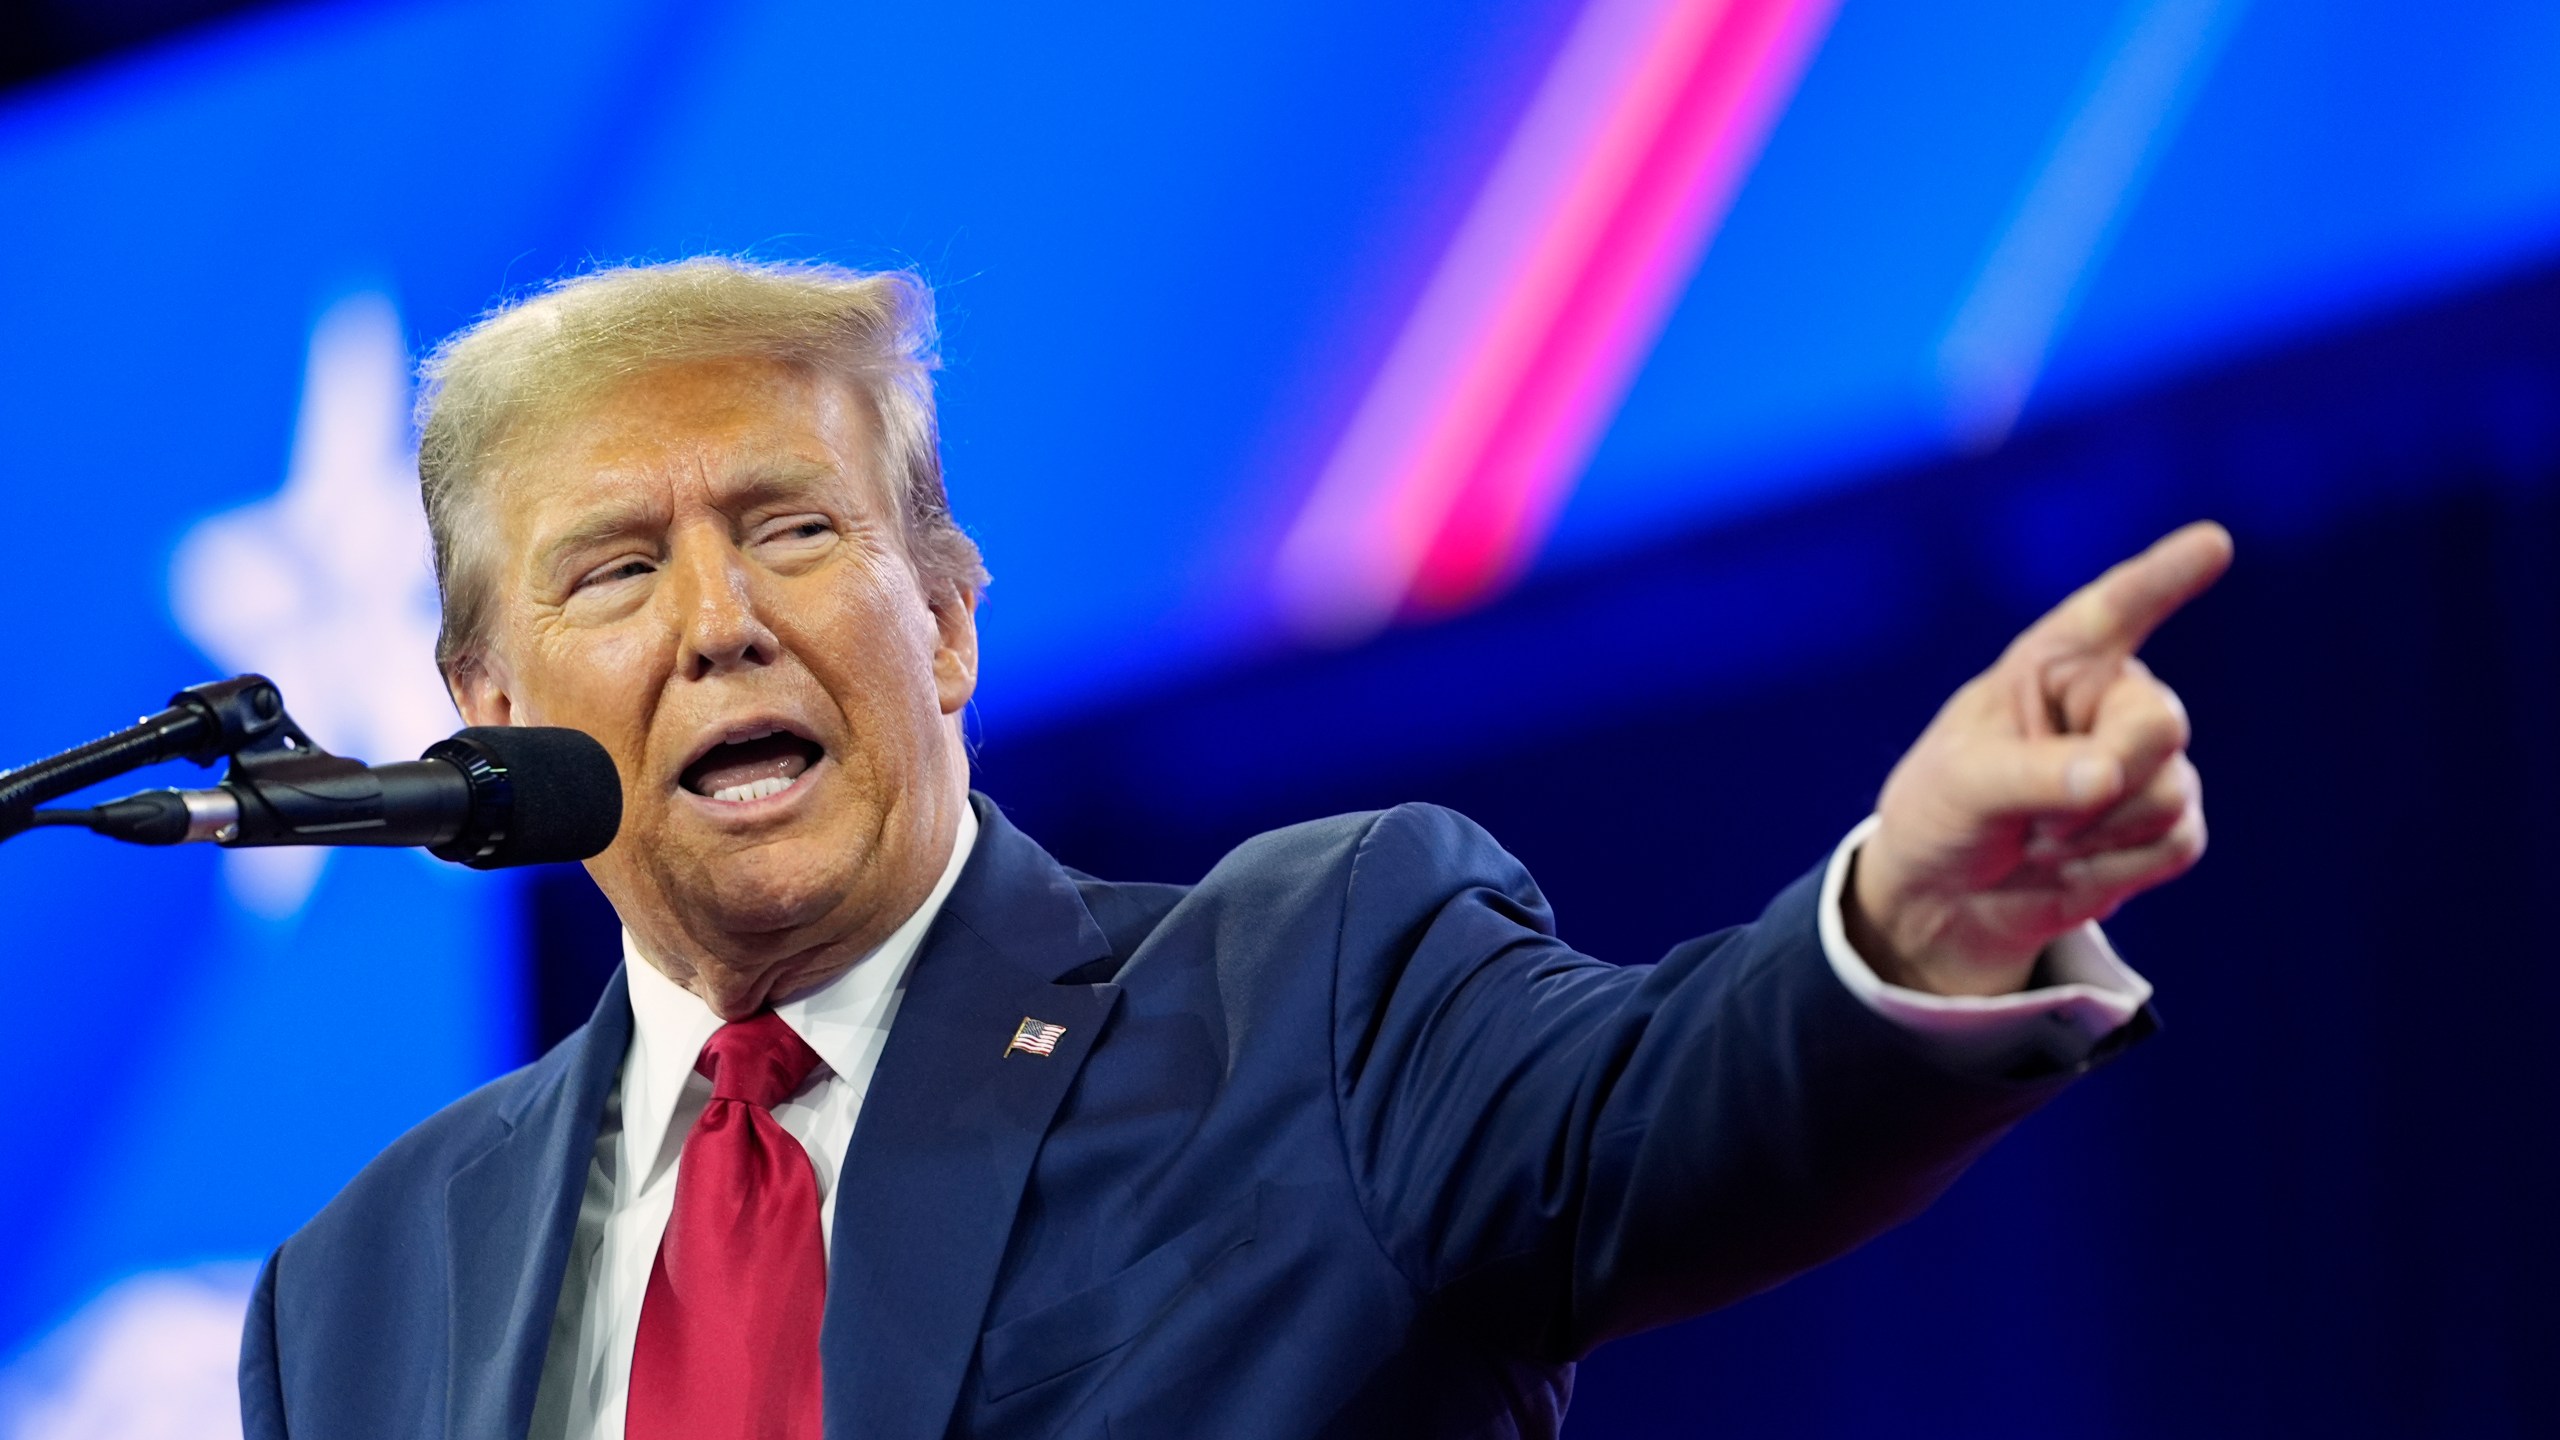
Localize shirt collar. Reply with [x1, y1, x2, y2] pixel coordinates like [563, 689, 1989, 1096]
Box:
[618, 804, 980, 1179]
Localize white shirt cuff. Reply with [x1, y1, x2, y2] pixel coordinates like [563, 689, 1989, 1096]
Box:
[1817, 816, 2154, 1073]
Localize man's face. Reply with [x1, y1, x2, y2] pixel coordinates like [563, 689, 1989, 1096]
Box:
[455, 356, 976, 966]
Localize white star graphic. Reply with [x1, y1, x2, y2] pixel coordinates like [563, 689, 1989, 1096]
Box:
[169, 292, 457, 917]
[0, 1263, 257, 1440]
[0, 1260, 256, 1424]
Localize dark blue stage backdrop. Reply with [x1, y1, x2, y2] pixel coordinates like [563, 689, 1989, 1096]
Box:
[2, 0, 2556, 1435]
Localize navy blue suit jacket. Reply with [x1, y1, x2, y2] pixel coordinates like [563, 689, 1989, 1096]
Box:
[240, 795, 2131, 1439]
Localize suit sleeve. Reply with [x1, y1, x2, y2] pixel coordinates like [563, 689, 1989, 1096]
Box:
[239, 1247, 288, 1440]
[1326, 803, 2146, 1361]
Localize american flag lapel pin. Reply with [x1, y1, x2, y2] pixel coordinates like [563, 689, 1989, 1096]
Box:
[1005, 1017, 1068, 1059]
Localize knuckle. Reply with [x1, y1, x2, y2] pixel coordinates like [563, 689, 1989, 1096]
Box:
[2154, 683, 2192, 747]
[2124, 795, 2184, 846]
[2149, 756, 2198, 809]
[1946, 673, 1997, 718]
[2074, 587, 2121, 638]
[2149, 716, 2189, 761]
[2170, 810, 2209, 867]
[2118, 685, 2188, 753]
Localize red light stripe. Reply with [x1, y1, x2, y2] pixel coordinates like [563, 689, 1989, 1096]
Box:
[1410, 0, 1829, 611]
[1272, 0, 1838, 635]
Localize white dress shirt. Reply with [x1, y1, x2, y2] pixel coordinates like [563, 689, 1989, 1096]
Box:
[524, 811, 2147, 1439]
[527, 806, 980, 1440]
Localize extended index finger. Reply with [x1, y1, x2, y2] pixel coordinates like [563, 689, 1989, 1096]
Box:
[2015, 521, 2234, 662]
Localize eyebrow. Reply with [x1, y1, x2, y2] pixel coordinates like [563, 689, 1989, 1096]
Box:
[529, 458, 855, 578]
[717, 458, 845, 513]
[533, 502, 663, 579]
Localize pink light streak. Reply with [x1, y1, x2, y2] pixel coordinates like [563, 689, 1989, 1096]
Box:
[1273, 0, 1840, 637]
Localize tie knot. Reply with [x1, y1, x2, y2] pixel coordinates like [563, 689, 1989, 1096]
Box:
[695, 1012, 823, 1109]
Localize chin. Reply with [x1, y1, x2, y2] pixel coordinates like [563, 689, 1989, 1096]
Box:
[676, 838, 855, 938]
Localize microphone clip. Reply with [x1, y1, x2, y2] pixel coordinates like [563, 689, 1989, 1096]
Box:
[213, 725, 395, 844]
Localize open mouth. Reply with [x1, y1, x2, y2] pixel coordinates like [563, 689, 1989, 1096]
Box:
[679, 729, 825, 804]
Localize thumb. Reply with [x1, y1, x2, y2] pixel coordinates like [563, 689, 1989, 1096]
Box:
[1947, 735, 2126, 819]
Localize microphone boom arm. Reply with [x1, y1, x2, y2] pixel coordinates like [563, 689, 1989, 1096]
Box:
[18, 684, 479, 851]
[0, 676, 302, 842]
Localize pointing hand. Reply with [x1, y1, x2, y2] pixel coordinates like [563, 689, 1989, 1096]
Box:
[1845, 522, 2234, 995]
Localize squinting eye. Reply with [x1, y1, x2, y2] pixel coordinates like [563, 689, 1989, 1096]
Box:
[581, 559, 653, 590]
[755, 519, 833, 549]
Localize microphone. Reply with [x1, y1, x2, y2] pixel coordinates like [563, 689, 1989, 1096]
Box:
[55, 726, 623, 869]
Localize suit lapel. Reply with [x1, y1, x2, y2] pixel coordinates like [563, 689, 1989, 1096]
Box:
[444, 968, 631, 1440]
[822, 797, 1123, 1440]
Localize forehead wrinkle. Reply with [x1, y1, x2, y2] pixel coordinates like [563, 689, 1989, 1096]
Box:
[525, 454, 860, 578]
[710, 454, 851, 511]
[532, 504, 661, 579]
[512, 364, 882, 575]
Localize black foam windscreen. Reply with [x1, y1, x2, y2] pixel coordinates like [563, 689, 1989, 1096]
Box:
[437, 726, 623, 868]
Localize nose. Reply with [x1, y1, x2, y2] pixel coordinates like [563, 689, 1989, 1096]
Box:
[669, 526, 781, 681]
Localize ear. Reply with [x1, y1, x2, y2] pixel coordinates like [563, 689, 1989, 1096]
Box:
[929, 581, 980, 717]
[447, 651, 517, 729]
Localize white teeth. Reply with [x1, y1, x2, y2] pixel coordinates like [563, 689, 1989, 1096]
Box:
[708, 774, 798, 804]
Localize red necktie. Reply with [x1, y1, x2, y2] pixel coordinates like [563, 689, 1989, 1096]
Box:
[627, 1012, 828, 1440]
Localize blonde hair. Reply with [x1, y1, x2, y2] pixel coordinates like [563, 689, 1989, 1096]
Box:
[414, 256, 987, 680]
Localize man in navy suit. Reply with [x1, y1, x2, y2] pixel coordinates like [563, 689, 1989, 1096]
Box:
[240, 258, 2225, 1439]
